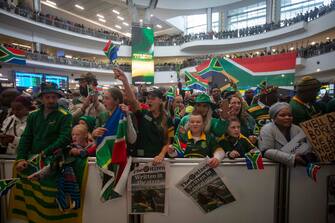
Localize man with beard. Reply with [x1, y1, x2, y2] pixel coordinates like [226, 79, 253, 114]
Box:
[70, 73, 106, 121]
[290, 76, 324, 124]
[15, 82, 72, 172]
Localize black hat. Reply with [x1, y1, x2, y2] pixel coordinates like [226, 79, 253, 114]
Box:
[38, 82, 62, 97]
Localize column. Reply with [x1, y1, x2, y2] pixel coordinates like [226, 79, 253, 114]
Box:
[222, 9, 228, 31]
[207, 8, 212, 33]
[266, 0, 281, 23]
[32, 42, 41, 53]
[218, 11, 223, 32]
[266, 0, 273, 23]
[33, 0, 41, 14]
[273, 0, 281, 24]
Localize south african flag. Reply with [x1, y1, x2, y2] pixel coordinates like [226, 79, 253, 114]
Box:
[103, 40, 119, 62]
[0, 45, 26, 64]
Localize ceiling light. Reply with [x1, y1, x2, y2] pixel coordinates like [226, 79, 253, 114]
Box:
[150, 14, 154, 17]
[316, 68, 321, 72]
[65, 55, 73, 59]
[112, 9, 120, 15]
[255, 51, 260, 55]
[281, 74, 285, 77]
[289, 47, 295, 51]
[97, 14, 104, 19]
[0, 77, 9, 81]
[115, 25, 121, 29]
[156, 24, 162, 28]
[311, 41, 316, 45]
[122, 22, 129, 26]
[46, 0, 56, 6]
[117, 16, 124, 21]
[125, 32, 131, 36]
[75, 4, 84, 10]
[326, 37, 330, 40]
[99, 18, 106, 23]
[272, 48, 276, 52]
[139, 19, 143, 23]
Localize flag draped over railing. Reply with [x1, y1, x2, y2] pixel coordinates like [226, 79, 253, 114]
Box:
[96, 107, 131, 201]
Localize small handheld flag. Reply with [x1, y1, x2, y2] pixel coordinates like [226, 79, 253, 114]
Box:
[103, 40, 119, 62]
[0, 178, 20, 197]
[306, 163, 321, 182]
[172, 135, 187, 157]
[245, 151, 264, 170]
[166, 86, 177, 101]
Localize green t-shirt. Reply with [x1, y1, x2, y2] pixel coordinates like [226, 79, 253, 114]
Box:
[135, 109, 174, 158]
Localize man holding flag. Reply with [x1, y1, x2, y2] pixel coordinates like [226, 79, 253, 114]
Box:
[8, 83, 87, 223]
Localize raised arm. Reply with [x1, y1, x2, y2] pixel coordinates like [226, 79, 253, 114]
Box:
[113, 68, 140, 112]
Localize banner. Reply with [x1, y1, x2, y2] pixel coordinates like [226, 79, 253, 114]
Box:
[131, 26, 154, 84]
[300, 112, 335, 162]
[195, 52, 296, 90]
[176, 158, 235, 213]
[128, 162, 169, 214]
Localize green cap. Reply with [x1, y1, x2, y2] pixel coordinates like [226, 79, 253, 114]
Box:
[195, 94, 212, 104]
[79, 116, 96, 132]
[39, 82, 62, 97]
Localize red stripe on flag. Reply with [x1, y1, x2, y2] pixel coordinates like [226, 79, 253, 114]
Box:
[195, 75, 209, 84]
[103, 40, 112, 53]
[111, 139, 127, 164]
[256, 156, 264, 169]
[195, 59, 211, 72]
[7, 47, 25, 56]
[231, 52, 297, 72]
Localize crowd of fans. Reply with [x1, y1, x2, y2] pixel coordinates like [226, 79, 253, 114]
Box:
[297, 38, 335, 58]
[0, 64, 334, 221]
[1, 0, 335, 47]
[0, 1, 131, 45]
[155, 0, 335, 46]
[3, 36, 335, 74]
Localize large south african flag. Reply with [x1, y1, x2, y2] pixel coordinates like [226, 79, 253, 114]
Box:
[0, 45, 26, 65]
[196, 52, 296, 90]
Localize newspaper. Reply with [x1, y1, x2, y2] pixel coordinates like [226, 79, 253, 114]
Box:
[128, 162, 169, 214]
[176, 158, 235, 213]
